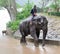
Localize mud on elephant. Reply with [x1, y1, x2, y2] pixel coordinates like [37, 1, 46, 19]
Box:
[19, 16, 48, 47]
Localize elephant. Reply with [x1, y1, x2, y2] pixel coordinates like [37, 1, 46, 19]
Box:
[19, 15, 48, 47]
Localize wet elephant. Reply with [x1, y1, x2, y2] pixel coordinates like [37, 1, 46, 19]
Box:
[19, 16, 48, 47]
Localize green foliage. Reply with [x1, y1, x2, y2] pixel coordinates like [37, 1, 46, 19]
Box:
[7, 20, 20, 31]
[0, 0, 8, 7]
[16, 12, 24, 20]
[48, 12, 60, 16]
[49, 3, 57, 10]
[16, 0, 33, 20]
[43, 7, 49, 13]
[49, 0, 60, 12]
[23, 0, 33, 17]
[37, 7, 42, 13]
[7, 0, 33, 32]
[16, 3, 21, 8]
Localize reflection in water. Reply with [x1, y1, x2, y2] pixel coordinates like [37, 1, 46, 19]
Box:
[21, 44, 60, 54]
[0, 9, 10, 35]
[0, 34, 60, 54]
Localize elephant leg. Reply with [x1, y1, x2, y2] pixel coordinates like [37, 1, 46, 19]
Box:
[20, 35, 26, 44]
[19, 25, 26, 44]
[42, 28, 48, 46]
[20, 29, 26, 44]
[36, 29, 40, 39]
[30, 25, 39, 47]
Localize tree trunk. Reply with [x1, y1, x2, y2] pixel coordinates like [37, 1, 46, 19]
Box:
[57, 8, 59, 12]
[6, 0, 17, 21]
[6, 7, 15, 21]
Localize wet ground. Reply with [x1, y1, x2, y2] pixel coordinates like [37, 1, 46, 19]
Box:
[0, 35, 60, 54]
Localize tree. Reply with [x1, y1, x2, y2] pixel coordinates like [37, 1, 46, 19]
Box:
[49, 0, 60, 12]
[39, 0, 49, 12]
[0, 0, 17, 21]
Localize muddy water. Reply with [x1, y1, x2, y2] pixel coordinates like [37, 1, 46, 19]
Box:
[0, 35, 60, 54]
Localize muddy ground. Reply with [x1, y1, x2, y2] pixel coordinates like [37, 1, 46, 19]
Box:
[0, 35, 60, 54]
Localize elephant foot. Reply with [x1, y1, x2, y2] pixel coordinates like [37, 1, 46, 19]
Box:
[21, 42, 27, 46]
[20, 41, 27, 46]
[34, 40, 39, 47]
[20, 38, 27, 45]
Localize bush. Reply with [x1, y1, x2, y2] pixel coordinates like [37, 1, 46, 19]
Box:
[16, 3, 21, 8]
[48, 12, 60, 16]
[7, 0, 33, 32]
[7, 20, 20, 31]
[16, 2, 33, 20]
[16, 12, 25, 20]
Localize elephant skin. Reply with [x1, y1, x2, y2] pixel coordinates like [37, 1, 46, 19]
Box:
[19, 15, 48, 47]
